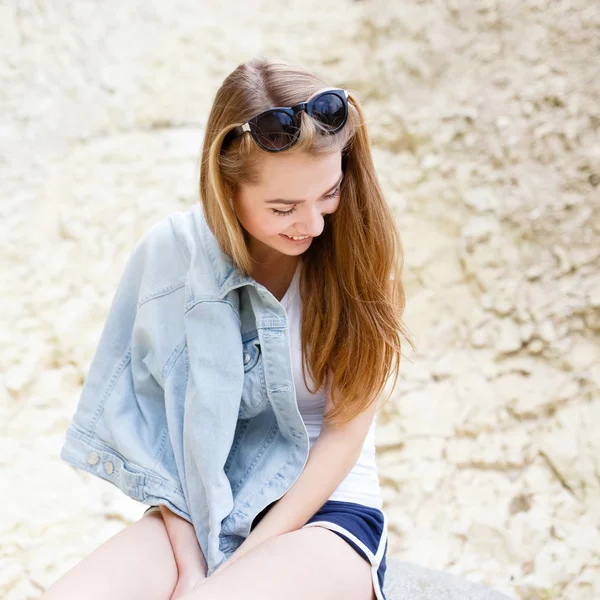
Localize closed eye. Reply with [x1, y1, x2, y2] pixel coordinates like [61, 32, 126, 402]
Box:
[271, 207, 296, 216]
[324, 186, 341, 200]
[270, 185, 341, 217]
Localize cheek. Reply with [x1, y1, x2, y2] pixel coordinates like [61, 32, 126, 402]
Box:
[327, 196, 341, 214]
[238, 205, 283, 238]
[236, 201, 261, 230]
[263, 216, 289, 236]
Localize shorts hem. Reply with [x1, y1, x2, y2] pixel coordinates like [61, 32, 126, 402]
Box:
[302, 512, 388, 600]
[143, 505, 161, 516]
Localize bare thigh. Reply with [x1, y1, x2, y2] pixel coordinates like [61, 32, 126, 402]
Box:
[40, 511, 178, 600]
[185, 526, 375, 600]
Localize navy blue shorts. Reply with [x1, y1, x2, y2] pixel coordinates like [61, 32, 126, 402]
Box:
[301, 500, 388, 600]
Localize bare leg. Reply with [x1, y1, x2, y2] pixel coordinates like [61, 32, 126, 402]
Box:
[40, 511, 178, 600]
[182, 526, 375, 600]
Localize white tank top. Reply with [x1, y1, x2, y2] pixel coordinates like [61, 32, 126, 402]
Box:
[280, 261, 383, 509]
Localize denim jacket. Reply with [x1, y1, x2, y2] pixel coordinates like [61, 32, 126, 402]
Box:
[60, 203, 310, 576]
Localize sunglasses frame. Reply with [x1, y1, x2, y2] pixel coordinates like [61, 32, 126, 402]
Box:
[225, 88, 349, 153]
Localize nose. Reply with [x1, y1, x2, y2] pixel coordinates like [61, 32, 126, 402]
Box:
[299, 206, 325, 238]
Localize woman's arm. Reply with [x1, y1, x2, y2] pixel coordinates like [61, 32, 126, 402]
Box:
[159, 505, 208, 583]
[215, 393, 379, 572]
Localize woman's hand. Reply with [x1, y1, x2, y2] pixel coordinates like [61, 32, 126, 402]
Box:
[153, 505, 209, 598]
[172, 535, 266, 598]
[209, 559, 233, 579]
[170, 568, 207, 600]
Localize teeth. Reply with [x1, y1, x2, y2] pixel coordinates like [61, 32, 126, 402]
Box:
[285, 234, 309, 240]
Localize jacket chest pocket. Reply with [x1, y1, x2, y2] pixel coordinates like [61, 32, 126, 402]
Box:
[239, 337, 269, 419]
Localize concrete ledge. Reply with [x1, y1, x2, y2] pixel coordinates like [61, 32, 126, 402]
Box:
[384, 558, 514, 600]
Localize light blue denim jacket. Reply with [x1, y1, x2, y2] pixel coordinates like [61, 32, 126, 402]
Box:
[60, 203, 310, 576]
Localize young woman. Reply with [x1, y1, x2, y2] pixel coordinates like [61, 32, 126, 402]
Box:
[43, 57, 411, 600]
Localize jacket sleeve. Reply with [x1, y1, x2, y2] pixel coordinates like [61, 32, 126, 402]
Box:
[60, 216, 192, 520]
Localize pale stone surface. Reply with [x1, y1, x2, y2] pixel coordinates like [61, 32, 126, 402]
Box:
[1, 2, 598, 600]
[384, 559, 513, 599]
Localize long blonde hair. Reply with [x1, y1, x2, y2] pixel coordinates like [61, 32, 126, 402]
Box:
[199, 57, 413, 426]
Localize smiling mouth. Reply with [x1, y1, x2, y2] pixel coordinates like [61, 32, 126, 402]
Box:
[282, 234, 311, 241]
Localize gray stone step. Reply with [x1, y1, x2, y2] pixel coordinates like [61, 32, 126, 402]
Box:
[383, 558, 515, 600]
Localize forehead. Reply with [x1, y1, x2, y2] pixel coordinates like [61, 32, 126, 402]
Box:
[253, 151, 342, 198]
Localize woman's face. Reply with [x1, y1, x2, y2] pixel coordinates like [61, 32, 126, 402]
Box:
[234, 150, 343, 260]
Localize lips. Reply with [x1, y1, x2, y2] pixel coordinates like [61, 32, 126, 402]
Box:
[283, 234, 310, 241]
[280, 233, 312, 245]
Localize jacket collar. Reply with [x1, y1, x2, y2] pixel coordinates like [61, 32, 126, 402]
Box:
[191, 203, 256, 299]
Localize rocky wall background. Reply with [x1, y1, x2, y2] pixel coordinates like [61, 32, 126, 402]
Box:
[1, 1, 598, 599]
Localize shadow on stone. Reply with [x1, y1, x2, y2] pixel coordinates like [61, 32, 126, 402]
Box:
[383, 558, 514, 600]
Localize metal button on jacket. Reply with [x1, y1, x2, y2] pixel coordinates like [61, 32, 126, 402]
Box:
[86, 452, 99, 466]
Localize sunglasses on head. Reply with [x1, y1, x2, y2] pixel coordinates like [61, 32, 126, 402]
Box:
[223, 88, 349, 153]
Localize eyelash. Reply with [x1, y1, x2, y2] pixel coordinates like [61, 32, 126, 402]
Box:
[271, 186, 341, 216]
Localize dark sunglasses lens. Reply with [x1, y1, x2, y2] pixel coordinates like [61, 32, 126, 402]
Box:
[251, 111, 298, 151]
[312, 93, 347, 131]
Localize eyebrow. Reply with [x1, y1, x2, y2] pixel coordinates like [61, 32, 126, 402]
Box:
[265, 172, 344, 205]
